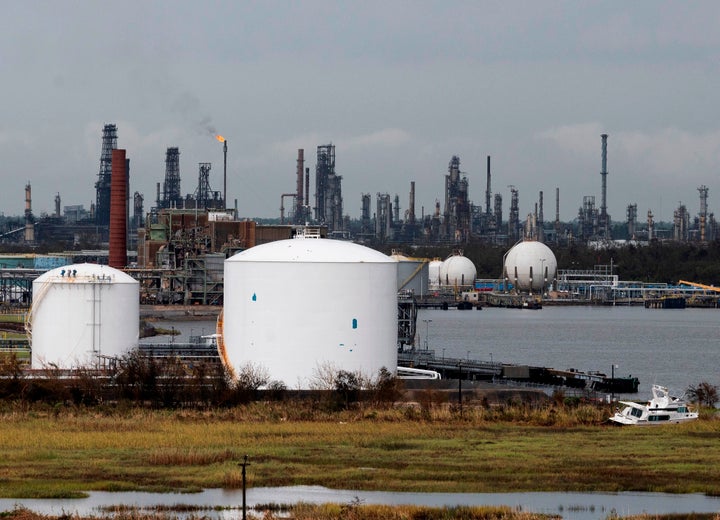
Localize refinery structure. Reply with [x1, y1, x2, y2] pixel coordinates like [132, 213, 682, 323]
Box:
[1, 124, 719, 312]
[1, 123, 719, 397]
[1, 126, 719, 298]
[3, 126, 718, 253]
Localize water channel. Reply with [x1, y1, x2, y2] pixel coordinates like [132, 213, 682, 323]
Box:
[2, 487, 720, 520]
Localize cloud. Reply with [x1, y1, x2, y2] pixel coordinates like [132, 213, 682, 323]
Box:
[269, 128, 412, 157]
[268, 133, 327, 157]
[535, 123, 607, 157]
[338, 128, 412, 151]
[537, 123, 720, 180]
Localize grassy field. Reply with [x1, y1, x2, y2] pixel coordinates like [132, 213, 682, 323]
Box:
[0, 403, 718, 500]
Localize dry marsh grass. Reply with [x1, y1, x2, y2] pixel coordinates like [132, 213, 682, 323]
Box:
[0, 403, 718, 499]
[0, 504, 563, 520]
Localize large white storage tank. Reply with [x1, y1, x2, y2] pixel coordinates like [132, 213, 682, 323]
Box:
[503, 241, 557, 292]
[221, 236, 398, 389]
[29, 263, 139, 368]
[439, 254, 477, 287]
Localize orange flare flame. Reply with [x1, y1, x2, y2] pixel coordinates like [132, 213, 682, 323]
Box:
[216, 134, 226, 143]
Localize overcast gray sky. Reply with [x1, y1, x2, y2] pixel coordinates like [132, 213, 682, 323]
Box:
[2, 1, 719, 223]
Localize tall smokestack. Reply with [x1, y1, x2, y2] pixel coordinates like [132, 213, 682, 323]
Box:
[296, 149, 304, 224]
[555, 187, 561, 243]
[304, 167, 310, 217]
[109, 149, 128, 268]
[538, 190, 544, 242]
[600, 134, 608, 237]
[409, 181, 416, 224]
[24, 183, 34, 242]
[555, 187, 560, 223]
[223, 139, 228, 209]
[485, 155, 492, 215]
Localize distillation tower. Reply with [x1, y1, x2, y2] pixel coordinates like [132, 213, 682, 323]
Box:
[314, 144, 343, 232]
[698, 185, 709, 242]
[160, 147, 182, 209]
[442, 156, 470, 241]
[95, 124, 117, 226]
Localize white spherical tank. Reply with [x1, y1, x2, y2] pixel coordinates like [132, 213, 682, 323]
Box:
[30, 263, 139, 368]
[428, 259, 443, 290]
[221, 237, 398, 389]
[503, 241, 557, 292]
[439, 255, 477, 287]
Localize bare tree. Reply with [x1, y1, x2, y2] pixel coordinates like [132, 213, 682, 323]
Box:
[310, 361, 339, 390]
[687, 381, 718, 408]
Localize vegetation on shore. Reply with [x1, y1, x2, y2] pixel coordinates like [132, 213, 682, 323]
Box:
[0, 399, 718, 500]
[404, 241, 720, 286]
[0, 504, 564, 520]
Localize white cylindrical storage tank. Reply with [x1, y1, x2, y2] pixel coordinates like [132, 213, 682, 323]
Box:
[391, 254, 429, 296]
[222, 237, 398, 389]
[428, 259, 443, 290]
[30, 263, 139, 368]
[503, 241, 557, 292]
[439, 254, 477, 287]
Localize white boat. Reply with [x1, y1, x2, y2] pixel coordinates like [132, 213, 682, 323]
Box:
[609, 384, 698, 425]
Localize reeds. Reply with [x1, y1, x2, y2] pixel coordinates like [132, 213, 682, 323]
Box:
[0, 402, 718, 499]
[0, 504, 562, 520]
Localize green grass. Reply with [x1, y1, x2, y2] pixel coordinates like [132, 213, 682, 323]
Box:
[0, 404, 718, 499]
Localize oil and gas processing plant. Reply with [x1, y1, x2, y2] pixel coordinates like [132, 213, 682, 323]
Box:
[0, 123, 717, 396]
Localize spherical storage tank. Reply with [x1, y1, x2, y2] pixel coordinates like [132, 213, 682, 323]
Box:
[439, 254, 477, 287]
[30, 263, 139, 368]
[503, 241, 557, 292]
[428, 259, 443, 290]
[221, 237, 398, 389]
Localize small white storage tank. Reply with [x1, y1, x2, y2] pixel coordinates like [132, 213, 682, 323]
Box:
[439, 254, 477, 287]
[390, 253, 429, 296]
[30, 263, 139, 368]
[503, 241, 557, 292]
[428, 259, 443, 290]
[221, 236, 398, 389]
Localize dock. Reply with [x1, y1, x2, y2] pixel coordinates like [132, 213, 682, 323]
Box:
[398, 349, 639, 393]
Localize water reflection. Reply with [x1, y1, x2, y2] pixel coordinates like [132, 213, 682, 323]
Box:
[1, 487, 719, 520]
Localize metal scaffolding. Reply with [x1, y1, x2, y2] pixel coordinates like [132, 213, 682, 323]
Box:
[95, 124, 117, 226]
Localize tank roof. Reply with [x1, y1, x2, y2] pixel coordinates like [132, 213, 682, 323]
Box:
[227, 238, 396, 264]
[34, 263, 137, 284]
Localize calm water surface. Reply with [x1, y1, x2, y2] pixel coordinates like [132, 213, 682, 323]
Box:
[150, 305, 720, 400]
[2, 487, 720, 520]
[417, 305, 720, 400]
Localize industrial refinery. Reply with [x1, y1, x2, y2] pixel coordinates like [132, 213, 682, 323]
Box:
[1, 121, 719, 395]
[2, 125, 718, 251]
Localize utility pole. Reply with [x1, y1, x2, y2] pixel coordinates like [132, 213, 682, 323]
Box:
[458, 362, 463, 418]
[239, 455, 250, 520]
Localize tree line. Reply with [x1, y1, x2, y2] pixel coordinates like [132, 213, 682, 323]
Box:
[401, 240, 720, 285]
